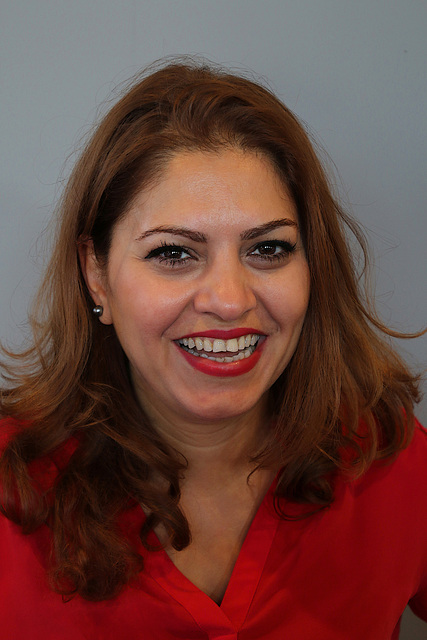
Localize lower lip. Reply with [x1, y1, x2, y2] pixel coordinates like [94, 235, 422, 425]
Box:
[177, 341, 265, 377]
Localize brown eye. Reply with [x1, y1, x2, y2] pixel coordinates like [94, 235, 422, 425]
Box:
[161, 248, 186, 260]
[256, 243, 280, 255]
[249, 240, 297, 262]
[145, 243, 194, 266]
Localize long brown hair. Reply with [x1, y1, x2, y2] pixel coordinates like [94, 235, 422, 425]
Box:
[0, 59, 422, 600]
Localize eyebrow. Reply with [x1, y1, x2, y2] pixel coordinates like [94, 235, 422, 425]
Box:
[135, 218, 298, 243]
[136, 226, 206, 243]
[240, 218, 298, 240]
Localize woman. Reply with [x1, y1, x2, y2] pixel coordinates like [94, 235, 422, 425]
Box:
[0, 60, 426, 639]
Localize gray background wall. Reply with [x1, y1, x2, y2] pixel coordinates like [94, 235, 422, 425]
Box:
[1, 1, 426, 636]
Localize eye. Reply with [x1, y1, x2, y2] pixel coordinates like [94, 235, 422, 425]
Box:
[145, 242, 195, 267]
[248, 240, 297, 263]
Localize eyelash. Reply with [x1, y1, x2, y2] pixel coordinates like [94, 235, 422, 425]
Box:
[145, 240, 297, 267]
[249, 240, 297, 262]
[145, 242, 194, 266]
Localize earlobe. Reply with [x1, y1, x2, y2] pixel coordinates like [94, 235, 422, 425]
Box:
[77, 240, 113, 325]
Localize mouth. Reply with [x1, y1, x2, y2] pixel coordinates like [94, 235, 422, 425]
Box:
[175, 333, 264, 364]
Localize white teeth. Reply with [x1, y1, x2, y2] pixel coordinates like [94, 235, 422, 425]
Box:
[177, 333, 262, 362]
[226, 338, 239, 353]
[212, 339, 226, 353]
[203, 339, 213, 352]
[181, 345, 256, 363]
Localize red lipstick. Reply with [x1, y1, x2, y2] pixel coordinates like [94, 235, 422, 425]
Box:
[176, 338, 265, 377]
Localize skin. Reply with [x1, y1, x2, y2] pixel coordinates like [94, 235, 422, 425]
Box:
[80, 147, 311, 602]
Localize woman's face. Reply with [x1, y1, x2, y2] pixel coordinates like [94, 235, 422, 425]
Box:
[85, 148, 310, 427]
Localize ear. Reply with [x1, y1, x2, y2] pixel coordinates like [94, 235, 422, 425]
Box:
[78, 240, 113, 325]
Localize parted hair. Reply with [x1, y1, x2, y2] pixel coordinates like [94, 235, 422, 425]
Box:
[0, 59, 422, 601]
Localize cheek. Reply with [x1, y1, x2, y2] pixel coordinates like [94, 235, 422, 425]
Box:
[268, 270, 310, 328]
[108, 273, 191, 338]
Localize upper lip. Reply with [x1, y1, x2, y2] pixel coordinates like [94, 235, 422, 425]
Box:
[178, 328, 266, 340]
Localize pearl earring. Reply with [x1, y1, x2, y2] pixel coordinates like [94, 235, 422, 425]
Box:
[92, 305, 104, 317]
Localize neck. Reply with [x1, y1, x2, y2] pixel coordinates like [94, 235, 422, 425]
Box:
[141, 397, 271, 483]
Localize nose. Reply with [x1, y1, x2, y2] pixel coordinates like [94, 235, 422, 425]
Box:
[193, 257, 257, 322]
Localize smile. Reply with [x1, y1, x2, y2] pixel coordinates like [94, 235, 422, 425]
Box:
[176, 334, 261, 363]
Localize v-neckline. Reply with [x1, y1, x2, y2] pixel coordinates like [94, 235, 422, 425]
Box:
[143, 475, 280, 634]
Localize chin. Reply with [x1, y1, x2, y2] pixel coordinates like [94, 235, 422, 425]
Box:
[180, 395, 264, 425]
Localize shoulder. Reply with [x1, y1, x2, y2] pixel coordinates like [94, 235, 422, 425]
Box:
[351, 418, 427, 498]
[402, 416, 427, 455]
[385, 416, 427, 464]
[340, 417, 427, 555]
[381, 417, 427, 484]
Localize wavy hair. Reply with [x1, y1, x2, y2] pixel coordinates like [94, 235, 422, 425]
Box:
[0, 59, 423, 600]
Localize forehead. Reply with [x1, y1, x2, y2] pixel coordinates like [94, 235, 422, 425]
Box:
[118, 148, 297, 236]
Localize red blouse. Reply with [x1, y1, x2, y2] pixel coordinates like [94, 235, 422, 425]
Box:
[0, 421, 426, 639]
